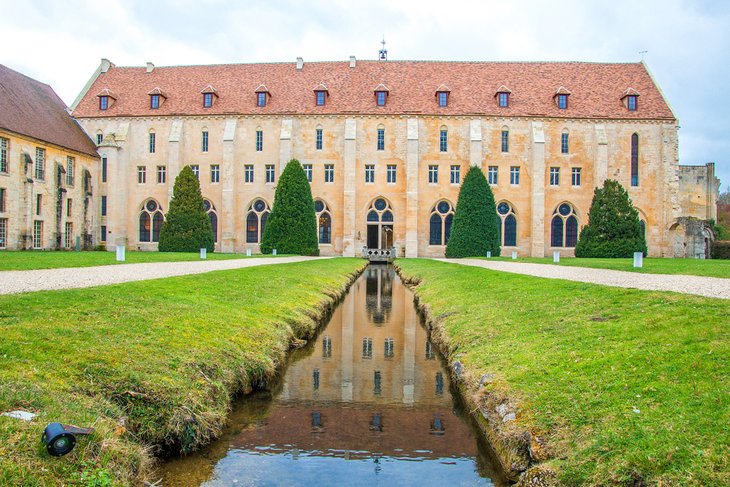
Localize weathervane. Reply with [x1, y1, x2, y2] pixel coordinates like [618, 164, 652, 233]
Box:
[639, 50, 648, 61]
[379, 36, 388, 61]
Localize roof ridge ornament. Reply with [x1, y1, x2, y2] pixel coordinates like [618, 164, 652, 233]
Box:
[379, 36, 388, 61]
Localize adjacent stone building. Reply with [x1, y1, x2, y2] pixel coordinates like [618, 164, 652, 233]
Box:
[67, 57, 714, 257]
[0, 64, 99, 250]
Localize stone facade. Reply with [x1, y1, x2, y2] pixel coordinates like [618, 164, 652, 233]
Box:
[0, 130, 99, 250]
[67, 58, 718, 258]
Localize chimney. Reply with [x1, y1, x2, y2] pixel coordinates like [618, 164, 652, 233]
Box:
[146, 62, 155, 73]
[349, 56, 356, 68]
[296, 57, 304, 70]
[100, 58, 112, 73]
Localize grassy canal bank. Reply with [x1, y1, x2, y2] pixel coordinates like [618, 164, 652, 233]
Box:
[395, 259, 729, 486]
[0, 258, 365, 485]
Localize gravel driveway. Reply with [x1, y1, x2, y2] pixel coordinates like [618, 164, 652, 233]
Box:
[0, 256, 331, 295]
[438, 258, 730, 300]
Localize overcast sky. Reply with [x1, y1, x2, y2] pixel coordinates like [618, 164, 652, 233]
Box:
[1, 0, 727, 190]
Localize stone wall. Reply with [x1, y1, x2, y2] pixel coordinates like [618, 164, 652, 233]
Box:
[0, 130, 99, 250]
[77, 115, 682, 257]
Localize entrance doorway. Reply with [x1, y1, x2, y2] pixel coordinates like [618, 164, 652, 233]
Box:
[366, 198, 395, 249]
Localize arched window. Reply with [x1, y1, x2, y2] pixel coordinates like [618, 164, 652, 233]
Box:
[246, 199, 270, 243]
[497, 201, 517, 247]
[366, 197, 394, 249]
[551, 203, 578, 248]
[631, 133, 639, 187]
[204, 199, 218, 243]
[429, 200, 454, 245]
[139, 199, 164, 242]
[315, 199, 332, 244]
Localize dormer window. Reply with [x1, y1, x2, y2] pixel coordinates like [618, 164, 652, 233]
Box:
[255, 84, 270, 107]
[374, 84, 389, 107]
[558, 94, 568, 109]
[554, 87, 571, 110]
[201, 85, 217, 108]
[148, 87, 166, 110]
[622, 88, 640, 112]
[495, 86, 512, 108]
[313, 83, 329, 106]
[627, 95, 637, 111]
[435, 84, 450, 107]
[96, 88, 116, 111]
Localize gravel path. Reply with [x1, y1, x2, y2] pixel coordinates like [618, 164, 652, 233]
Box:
[437, 258, 730, 300]
[0, 256, 332, 295]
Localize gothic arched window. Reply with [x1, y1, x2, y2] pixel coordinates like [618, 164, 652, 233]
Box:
[315, 199, 332, 244]
[139, 199, 164, 242]
[429, 200, 454, 245]
[551, 203, 578, 248]
[497, 201, 518, 247]
[246, 199, 270, 243]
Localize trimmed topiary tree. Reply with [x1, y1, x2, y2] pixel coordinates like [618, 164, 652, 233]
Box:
[260, 159, 319, 255]
[158, 165, 214, 252]
[445, 166, 501, 258]
[575, 179, 647, 258]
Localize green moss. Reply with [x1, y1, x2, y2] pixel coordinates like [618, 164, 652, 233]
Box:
[0, 258, 365, 485]
[396, 259, 729, 486]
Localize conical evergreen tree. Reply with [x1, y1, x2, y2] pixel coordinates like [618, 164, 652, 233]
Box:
[260, 159, 319, 255]
[575, 179, 647, 257]
[158, 165, 214, 252]
[445, 166, 501, 257]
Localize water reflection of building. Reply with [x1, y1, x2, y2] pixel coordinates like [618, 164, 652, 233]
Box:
[280, 266, 446, 406]
[161, 266, 509, 486]
[364, 264, 393, 325]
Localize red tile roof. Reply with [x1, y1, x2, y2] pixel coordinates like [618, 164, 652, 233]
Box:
[71, 60, 675, 120]
[0, 64, 99, 158]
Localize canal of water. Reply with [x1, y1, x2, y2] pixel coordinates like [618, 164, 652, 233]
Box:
[161, 265, 509, 486]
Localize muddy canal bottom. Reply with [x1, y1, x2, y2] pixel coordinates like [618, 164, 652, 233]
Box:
[162, 265, 508, 486]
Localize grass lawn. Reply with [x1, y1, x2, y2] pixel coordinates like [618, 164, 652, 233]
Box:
[0, 250, 285, 271]
[0, 258, 365, 486]
[396, 259, 729, 485]
[485, 256, 730, 279]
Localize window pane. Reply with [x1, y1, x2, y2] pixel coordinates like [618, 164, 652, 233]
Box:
[429, 213, 442, 245]
[209, 211, 218, 242]
[504, 214, 517, 246]
[246, 212, 258, 243]
[444, 214, 453, 243]
[551, 216, 564, 247]
[566, 216, 578, 247]
[139, 212, 151, 242]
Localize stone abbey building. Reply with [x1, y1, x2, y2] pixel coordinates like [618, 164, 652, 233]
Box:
[0, 65, 99, 251]
[63, 57, 717, 257]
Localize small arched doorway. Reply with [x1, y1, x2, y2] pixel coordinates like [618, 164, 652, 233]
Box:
[366, 198, 394, 249]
